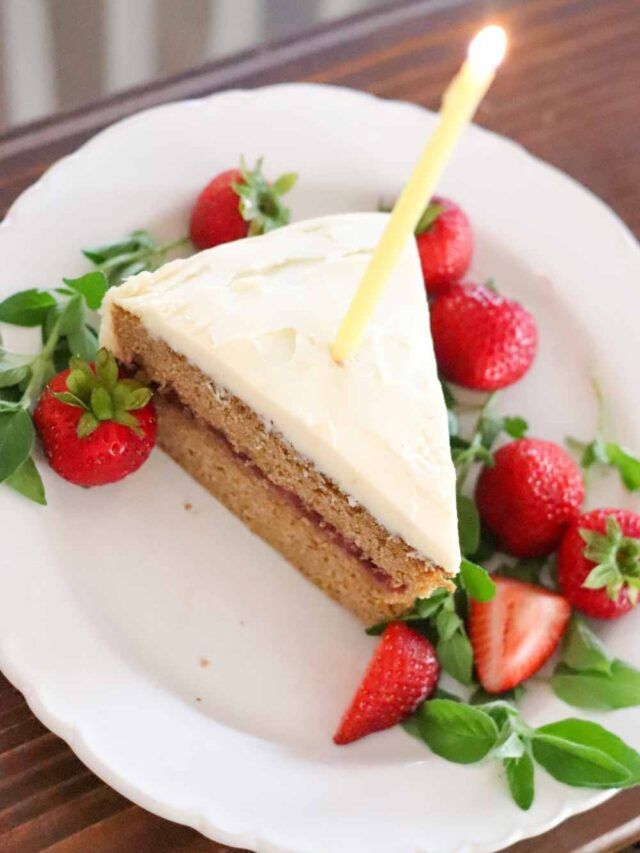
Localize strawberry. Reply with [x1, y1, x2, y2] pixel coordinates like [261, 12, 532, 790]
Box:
[470, 576, 571, 693]
[415, 197, 473, 295]
[476, 438, 585, 557]
[557, 509, 640, 619]
[334, 622, 439, 745]
[430, 282, 537, 390]
[189, 157, 297, 250]
[34, 349, 156, 487]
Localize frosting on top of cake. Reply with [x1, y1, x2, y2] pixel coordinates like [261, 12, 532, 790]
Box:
[100, 212, 460, 574]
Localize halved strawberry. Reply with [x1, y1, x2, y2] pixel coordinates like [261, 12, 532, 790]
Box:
[334, 622, 439, 745]
[469, 577, 571, 693]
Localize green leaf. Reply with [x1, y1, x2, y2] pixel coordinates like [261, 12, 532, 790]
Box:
[401, 715, 422, 740]
[415, 202, 444, 235]
[0, 352, 33, 389]
[604, 443, 640, 491]
[5, 456, 46, 505]
[437, 627, 474, 686]
[95, 348, 118, 389]
[551, 662, 640, 711]
[417, 699, 498, 764]
[503, 416, 528, 438]
[435, 607, 462, 642]
[272, 172, 298, 195]
[52, 391, 88, 410]
[55, 294, 84, 336]
[0, 408, 35, 483]
[505, 751, 535, 810]
[77, 412, 99, 437]
[0, 289, 57, 327]
[460, 558, 496, 602]
[91, 386, 113, 421]
[365, 589, 448, 635]
[495, 557, 547, 585]
[64, 271, 108, 311]
[471, 685, 526, 706]
[492, 731, 526, 761]
[533, 719, 640, 788]
[560, 616, 612, 675]
[67, 326, 98, 361]
[457, 493, 480, 556]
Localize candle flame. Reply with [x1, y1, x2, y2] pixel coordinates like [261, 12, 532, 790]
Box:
[467, 25, 507, 74]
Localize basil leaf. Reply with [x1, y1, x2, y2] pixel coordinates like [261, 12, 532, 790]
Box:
[64, 271, 108, 311]
[505, 751, 535, 810]
[604, 443, 640, 492]
[365, 589, 448, 635]
[471, 684, 526, 705]
[0, 408, 34, 483]
[533, 719, 640, 788]
[417, 699, 498, 764]
[401, 715, 422, 740]
[503, 416, 528, 438]
[437, 627, 474, 686]
[492, 730, 526, 760]
[82, 235, 144, 264]
[67, 326, 99, 361]
[0, 352, 33, 389]
[560, 616, 612, 675]
[0, 289, 57, 327]
[551, 662, 640, 711]
[5, 456, 46, 505]
[460, 558, 496, 602]
[457, 493, 480, 556]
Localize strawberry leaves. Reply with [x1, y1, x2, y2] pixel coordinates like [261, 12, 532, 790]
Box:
[233, 157, 298, 237]
[579, 516, 640, 604]
[415, 202, 444, 235]
[53, 349, 152, 438]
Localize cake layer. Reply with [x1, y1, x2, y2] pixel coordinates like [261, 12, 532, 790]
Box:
[111, 306, 453, 601]
[156, 396, 426, 623]
[100, 213, 460, 574]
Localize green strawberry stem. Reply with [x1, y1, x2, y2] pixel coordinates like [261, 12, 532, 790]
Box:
[580, 517, 640, 604]
[52, 348, 152, 438]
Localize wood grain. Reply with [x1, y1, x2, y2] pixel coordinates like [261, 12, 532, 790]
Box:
[0, 0, 639, 850]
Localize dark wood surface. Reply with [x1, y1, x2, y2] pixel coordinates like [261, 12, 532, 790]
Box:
[0, 1, 639, 851]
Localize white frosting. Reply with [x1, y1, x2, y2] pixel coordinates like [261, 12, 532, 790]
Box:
[100, 213, 460, 574]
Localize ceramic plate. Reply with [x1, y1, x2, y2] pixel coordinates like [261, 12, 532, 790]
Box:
[0, 84, 638, 853]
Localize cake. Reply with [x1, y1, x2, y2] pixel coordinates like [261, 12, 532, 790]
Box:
[99, 212, 460, 623]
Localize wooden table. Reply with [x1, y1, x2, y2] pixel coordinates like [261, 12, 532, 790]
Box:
[0, 1, 638, 851]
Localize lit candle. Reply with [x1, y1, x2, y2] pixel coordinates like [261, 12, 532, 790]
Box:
[332, 24, 508, 363]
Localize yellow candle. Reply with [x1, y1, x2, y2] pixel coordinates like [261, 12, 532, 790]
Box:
[332, 25, 507, 363]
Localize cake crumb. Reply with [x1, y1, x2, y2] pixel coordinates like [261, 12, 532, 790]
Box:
[199, 657, 210, 668]
[184, 502, 193, 511]
[196, 697, 202, 702]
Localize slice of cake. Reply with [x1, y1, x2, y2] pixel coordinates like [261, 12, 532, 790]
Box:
[100, 212, 460, 623]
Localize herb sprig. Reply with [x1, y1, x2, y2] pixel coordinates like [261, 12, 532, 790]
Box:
[406, 697, 640, 810]
[0, 271, 108, 503]
[83, 230, 190, 288]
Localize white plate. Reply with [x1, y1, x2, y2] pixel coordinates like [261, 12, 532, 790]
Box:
[0, 84, 639, 853]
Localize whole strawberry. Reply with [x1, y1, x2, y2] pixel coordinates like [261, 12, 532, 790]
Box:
[430, 282, 537, 390]
[476, 438, 585, 557]
[334, 622, 439, 745]
[557, 509, 640, 619]
[415, 197, 473, 295]
[34, 349, 156, 487]
[189, 157, 297, 250]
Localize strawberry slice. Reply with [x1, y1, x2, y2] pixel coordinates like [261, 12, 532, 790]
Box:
[334, 622, 439, 745]
[469, 577, 571, 693]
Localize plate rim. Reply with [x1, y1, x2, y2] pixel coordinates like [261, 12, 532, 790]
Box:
[0, 82, 637, 853]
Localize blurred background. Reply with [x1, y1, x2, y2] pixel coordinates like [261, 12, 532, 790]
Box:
[0, 0, 393, 132]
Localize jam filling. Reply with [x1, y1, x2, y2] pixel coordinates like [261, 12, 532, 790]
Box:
[159, 389, 407, 593]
